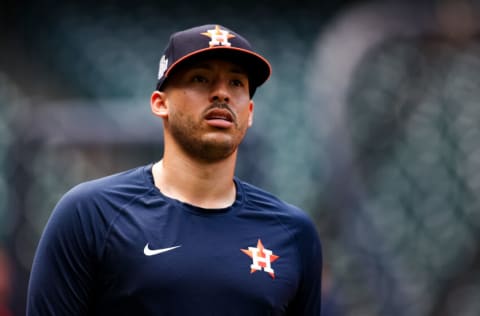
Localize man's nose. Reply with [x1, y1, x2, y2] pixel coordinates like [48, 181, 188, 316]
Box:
[210, 80, 230, 103]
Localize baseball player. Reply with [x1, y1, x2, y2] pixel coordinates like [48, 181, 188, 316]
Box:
[27, 24, 323, 315]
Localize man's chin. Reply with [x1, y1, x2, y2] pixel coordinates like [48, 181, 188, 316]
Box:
[193, 142, 238, 163]
[171, 128, 244, 162]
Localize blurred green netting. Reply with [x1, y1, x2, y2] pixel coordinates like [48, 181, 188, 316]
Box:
[332, 36, 480, 315]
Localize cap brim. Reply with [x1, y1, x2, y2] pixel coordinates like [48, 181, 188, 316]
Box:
[164, 46, 271, 90]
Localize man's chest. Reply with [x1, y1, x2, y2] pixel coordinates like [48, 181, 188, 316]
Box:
[99, 209, 301, 312]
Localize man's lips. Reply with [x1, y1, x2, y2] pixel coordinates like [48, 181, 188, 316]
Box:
[204, 108, 235, 128]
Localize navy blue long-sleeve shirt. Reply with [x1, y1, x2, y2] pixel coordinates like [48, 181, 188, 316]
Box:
[27, 164, 322, 315]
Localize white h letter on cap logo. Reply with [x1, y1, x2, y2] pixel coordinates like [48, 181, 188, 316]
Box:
[201, 25, 235, 47]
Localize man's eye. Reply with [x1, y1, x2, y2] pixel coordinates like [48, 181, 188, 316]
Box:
[231, 79, 244, 87]
[192, 76, 208, 83]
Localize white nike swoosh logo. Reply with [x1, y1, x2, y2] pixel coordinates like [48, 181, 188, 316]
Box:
[143, 243, 181, 256]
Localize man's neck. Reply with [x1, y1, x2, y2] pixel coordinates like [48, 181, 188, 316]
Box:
[152, 155, 237, 209]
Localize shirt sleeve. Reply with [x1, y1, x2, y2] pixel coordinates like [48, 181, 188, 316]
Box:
[26, 184, 109, 316]
[287, 212, 323, 316]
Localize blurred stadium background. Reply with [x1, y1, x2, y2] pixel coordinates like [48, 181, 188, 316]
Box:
[1, 0, 480, 315]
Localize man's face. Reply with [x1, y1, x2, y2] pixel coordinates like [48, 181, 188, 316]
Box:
[155, 58, 254, 162]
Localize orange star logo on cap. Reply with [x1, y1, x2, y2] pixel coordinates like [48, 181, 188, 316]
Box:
[201, 25, 235, 47]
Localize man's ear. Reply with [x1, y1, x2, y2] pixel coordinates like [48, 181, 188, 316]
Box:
[150, 91, 168, 118]
[248, 100, 254, 127]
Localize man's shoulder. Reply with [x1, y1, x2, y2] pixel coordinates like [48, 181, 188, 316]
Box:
[237, 179, 308, 219]
[239, 180, 285, 204]
[237, 179, 320, 242]
[59, 164, 152, 208]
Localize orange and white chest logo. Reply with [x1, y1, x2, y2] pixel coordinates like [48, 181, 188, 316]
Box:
[201, 25, 235, 47]
[241, 239, 280, 279]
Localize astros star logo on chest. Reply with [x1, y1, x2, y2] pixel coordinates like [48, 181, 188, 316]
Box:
[241, 239, 280, 279]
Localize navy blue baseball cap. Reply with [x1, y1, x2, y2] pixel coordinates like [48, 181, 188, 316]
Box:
[156, 24, 272, 97]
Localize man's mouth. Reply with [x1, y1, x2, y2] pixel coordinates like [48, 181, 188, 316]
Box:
[205, 109, 234, 122]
